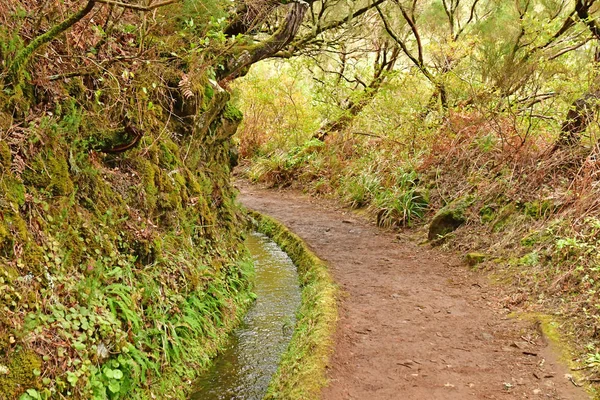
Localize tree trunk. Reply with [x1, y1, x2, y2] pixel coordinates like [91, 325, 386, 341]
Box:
[553, 91, 600, 149]
[313, 89, 380, 141]
[553, 47, 600, 150]
[314, 45, 399, 141]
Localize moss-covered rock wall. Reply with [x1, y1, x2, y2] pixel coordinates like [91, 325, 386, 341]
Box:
[0, 65, 251, 400]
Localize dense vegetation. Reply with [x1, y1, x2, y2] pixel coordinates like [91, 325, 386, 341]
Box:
[0, 0, 296, 398]
[7, 0, 600, 397]
[2, 0, 387, 395]
[235, 0, 600, 390]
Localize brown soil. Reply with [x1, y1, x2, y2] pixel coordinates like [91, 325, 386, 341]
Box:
[237, 181, 590, 400]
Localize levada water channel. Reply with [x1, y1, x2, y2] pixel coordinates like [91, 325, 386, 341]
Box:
[190, 232, 302, 399]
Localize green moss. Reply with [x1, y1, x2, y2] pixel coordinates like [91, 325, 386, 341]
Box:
[479, 204, 496, 224]
[136, 158, 158, 209]
[2, 175, 25, 206]
[515, 313, 595, 397]
[0, 223, 11, 257]
[0, 111, 13, 133]
[65, 78, 86, 98]
[428, 207, 466, 241]
[520, 229, 553, 247]
[2, 42, 252, 399]
[0, 141, 11, 171]
[523, 200, 555, 220]
[158, 141, 180, 169]
[0, 348, 42, 398]
[465, 252, 487, 266]
[491, 204, 516, 232]
[23, 151, 74, 196]
[204, 84, 214, 101]
[223, 102, 243, 122]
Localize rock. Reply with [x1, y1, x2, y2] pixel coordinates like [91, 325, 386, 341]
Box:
[428, 207, 466, 240]
[465, 252, 486, 266]
[229, 146, 239, 169]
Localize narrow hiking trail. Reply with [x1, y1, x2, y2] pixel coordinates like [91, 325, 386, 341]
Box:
[237, 182, 589, 400]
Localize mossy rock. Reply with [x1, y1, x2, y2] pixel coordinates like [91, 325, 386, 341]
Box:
[491, 204, 516, 232]
[523, 200, 555, 220]
[428, 207, 466, 240]
[0, 43, 253, 398]
[223, 102, 243, 122]
[0, 348, 42, 398]
[465, 252, 487, 266]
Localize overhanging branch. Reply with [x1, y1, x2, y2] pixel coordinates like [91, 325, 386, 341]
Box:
[219, 0, 309, 79]
[95, 0, 180, 11]
[8, 0, 97, 87]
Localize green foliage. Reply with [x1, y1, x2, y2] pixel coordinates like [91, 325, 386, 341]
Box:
[339, 169, 381, 208]
[227, 0, 600, 393]
[19, 388, 51, 400]
[0, 1, 256, 395]
[375, 187, 429, 228]
[6, 0, 600, 395]
[234, 61, 322, 158]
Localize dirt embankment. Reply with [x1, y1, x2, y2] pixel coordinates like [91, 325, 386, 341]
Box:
[238, 181, 589, 400]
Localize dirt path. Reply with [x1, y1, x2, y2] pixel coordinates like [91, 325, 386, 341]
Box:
[238, 182, 589, 400]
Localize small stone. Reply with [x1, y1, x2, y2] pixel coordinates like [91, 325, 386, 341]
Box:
[428, 207, 466, 241]
[465, 252, 487, 266]
[533, 388, 542, 395]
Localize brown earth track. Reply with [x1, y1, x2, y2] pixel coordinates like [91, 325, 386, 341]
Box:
[237, 181, 589, 400]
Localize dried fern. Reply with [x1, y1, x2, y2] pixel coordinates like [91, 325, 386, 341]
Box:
[178, 73, 194, 100]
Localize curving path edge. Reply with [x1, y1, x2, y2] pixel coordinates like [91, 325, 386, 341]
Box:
[238, 181, 589, 400]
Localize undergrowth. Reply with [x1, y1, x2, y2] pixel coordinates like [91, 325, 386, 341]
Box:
[0, 0, 254, 398]
[240, 109, 600, 389]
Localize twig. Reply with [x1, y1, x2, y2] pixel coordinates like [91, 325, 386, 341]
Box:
[569, 375, 583, 387]
[350, 131, 403, 146]
[45, 55, 138, 81]
[95, 0, 180, 11]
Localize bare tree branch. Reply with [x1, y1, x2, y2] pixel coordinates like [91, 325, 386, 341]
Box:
[281, 0, 389, 56]
[95, 0, 181, 11]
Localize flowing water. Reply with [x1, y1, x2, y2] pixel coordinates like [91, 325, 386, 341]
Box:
[189, 232, 302, 400]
